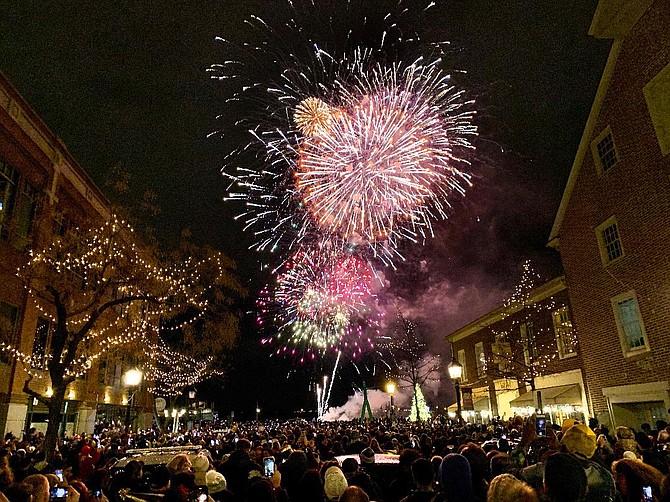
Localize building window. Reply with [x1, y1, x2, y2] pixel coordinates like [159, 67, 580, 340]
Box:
[552, 307, 577, 359]
[0, 301, 19, 363]
[612, 292, 649, 356]
[596, 216, 624, 265]
[520, 322, 538, 366]
[457, 349, 468, 382]
[474, 342, 485, 378]
[591, 127, 619, 174]
[13, 181, 39, 249]
[31, 317, 53, 368]
[492, 333, 512, 372]
[0, 160, 19, 240]
[643, 62, 670, 156]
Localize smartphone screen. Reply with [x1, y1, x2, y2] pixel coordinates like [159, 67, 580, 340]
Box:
[55, 469, 64, 482]
[642, 486, 653, 502]
[50, 487, 67, 501]
[536, 415, 547, 436]
[189, 486, 208, 502]
[264, 457, 275, 477]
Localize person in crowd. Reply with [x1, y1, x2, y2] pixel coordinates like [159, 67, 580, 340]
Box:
[554, 423, 616, 501]
[339, 486, 370, 502]
[324, 466, 348, 502]
[543, 452, 588, 502]
[217, 438, 261, 499]
[293, 469, 325, 502]
[486, 473, 537, 502]
[432, 453, 473, 502]
[399, 458, 434, 502]
[611, 457, 664, 502]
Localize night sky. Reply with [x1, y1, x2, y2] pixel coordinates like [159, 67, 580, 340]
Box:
[1, 1, 611, 418]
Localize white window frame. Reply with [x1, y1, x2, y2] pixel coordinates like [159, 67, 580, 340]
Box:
[474, 342, 486, 378]
[611, 291, 650, 357]
[595, 215, 624, 266]
[552, 307, 577, 359]
[457, 349, 468, 383]
[520, 323, 538, 366]
[591, 126, 619, 175]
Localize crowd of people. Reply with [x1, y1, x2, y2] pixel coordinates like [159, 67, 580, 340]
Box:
[1, 414, 669, 501]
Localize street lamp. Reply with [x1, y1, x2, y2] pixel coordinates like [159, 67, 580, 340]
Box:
[123, 368, 143, 432]
[386, 382, 396, 422]
[447, 359, 463, 422]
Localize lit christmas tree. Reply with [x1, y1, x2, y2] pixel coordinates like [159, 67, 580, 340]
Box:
[384, 311, 441, 421]
[409, 383, 431, 422]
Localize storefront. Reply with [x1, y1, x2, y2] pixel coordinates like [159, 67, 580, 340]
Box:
[509, 384, 587, 425]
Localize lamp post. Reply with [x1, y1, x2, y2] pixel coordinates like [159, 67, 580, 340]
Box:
[386, 382, 396, 422]
[123, 368, 143, 432]
[447, 359, 463, 423]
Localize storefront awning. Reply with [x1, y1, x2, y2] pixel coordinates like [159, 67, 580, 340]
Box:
[509, 384, 582, 407]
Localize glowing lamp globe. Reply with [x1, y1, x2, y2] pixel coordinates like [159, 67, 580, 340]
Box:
[447, 360, 463, 380]
[123, 368, 143, 387]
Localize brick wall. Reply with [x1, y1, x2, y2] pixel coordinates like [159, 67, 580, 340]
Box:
[557, 0, 670, 418]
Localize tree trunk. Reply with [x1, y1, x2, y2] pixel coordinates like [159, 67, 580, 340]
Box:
[43, 379, 67, 462]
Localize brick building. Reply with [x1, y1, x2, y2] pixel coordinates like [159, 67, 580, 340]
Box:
[446, 274, 589, 425]
[0, 73, 151, 438]
[548, 0, 670, 428]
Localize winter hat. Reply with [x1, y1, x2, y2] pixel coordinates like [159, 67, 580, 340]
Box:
[206, 470, 227, 494]
[544, 453, 587, 501]
[324, 466, 348, 501]
[193, 455, 209, 485]
[359, 447, 376, 464]
[561, 418, 579, 435]
[622, 450, 638, 460]
[561, 424, 597, 459]
[439, 453, 472, 500]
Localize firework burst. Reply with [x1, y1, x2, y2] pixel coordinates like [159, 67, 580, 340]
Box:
[258, 247, 384, 362]
[211, 0, 477, 265]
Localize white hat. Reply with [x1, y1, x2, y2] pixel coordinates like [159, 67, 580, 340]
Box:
[206, 470, 227, 494]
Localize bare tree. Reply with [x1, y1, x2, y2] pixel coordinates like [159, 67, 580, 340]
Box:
[6, 216, 241, 459]
[384, 311, 441, 421]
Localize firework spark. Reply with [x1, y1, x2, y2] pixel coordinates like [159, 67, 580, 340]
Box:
[258, 247, 383, 362]
[212, 1, 477, 265]
[295, 61, 476, 249]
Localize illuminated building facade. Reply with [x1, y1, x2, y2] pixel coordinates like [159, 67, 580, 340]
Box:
[446, 276, 589, 424]
[0, 73, 151, 438]
[549, 0, 670, 428]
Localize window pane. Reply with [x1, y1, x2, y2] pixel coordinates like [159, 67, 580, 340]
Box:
[597, 132, 618, 171]
[618, 298, 645, 349]
[475, 343, 485, 377]
[602, 223, 623, 261]
[32, 317, 51, 364]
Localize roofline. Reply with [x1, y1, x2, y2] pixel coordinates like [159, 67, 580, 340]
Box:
[446, 276, 567, 343]
[547, 40, 622, 247]
[0, 71, 111, 218]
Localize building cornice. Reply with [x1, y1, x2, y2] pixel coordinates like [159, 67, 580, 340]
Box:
[0, 72, 110, 219]
[446, 276, 567, 343]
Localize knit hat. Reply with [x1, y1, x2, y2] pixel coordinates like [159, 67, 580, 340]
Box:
[561, 418, 579, 435]
[359, 447, 375, 464]
[439, 453, 472, 500]
[193, 454, 209, 485]
[206, 470, 227, 494]
[324, 466, 348, 501]
[561, 424, 597, 459]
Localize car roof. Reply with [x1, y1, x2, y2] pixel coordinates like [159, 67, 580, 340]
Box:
[112, 446, 206, 469]
[335, 453, 400, 464]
